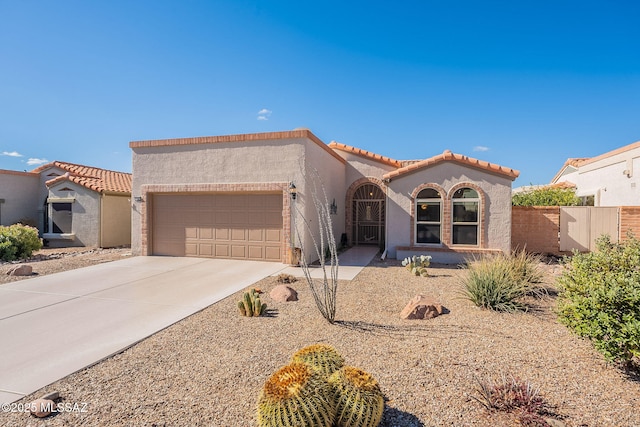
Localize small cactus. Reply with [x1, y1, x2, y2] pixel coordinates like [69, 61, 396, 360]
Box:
[329, 366, 385, 427]
[402, 255, 432, 277]
[238, 289, 267, 317]
[257, 362, 336, 427]
[291, 344, 345, 378]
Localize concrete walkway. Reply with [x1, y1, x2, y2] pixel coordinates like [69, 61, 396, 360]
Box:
[275, 246, 379, 280]
[0, 246, 377, 404]
[0, 257, 285, 404]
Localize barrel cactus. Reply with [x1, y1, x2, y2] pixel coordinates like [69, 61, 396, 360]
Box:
[257, 362, 337, 427]
[238, 288, 267, 317]
[290, 344, 345, 378]
[328, 366, 384, 427]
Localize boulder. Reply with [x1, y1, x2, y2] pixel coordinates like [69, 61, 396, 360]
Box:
[400, 295, 443, 320]
[270, 285, 298, 302]
[29, 398, 55, 418]
[7, 265, 33, 276]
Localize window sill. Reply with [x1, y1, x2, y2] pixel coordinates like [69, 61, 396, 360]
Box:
[43, 233, 76, 240]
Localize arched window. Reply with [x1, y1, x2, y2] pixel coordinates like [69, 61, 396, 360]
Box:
[415, 188, 442, 244]
[452, 187, 479, 245]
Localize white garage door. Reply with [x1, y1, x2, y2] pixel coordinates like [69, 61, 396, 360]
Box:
[152, 194, 283, 261]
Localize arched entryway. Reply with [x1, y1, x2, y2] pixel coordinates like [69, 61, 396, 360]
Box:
[351, 183, 385, 246]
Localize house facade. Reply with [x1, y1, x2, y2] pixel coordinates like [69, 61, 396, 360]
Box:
[130, 129, 519, 264]
[551, 140, 640, 206]
[0, 162, 131, 248]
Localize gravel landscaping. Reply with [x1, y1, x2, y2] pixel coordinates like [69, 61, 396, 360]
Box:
[1, 252, 639, 426]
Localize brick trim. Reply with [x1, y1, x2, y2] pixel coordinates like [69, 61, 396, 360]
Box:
[448, 182, 486, 248]
[139, 182, 292, 262]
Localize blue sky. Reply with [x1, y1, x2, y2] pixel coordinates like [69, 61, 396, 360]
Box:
[1, 1, 638, 185]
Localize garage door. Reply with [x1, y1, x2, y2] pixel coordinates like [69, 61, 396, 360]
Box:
[152, 194, 283, 261]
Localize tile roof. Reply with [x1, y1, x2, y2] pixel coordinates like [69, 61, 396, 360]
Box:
[550, 158, 590, 183]
[383, 150, 520, 181]
[32, 161, 131, 194]
[328, 142, 403, 168]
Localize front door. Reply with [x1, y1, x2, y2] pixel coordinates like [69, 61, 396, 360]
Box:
[352, 184, 385, 246]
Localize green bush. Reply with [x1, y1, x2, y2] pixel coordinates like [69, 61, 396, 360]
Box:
[0, 224, 43, 261]
[557, 235, 640, 369]
[460, 250, 546, 312]
[512, 187, 580, 206]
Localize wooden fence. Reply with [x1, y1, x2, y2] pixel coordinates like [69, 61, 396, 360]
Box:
[511, 206, 640, 255]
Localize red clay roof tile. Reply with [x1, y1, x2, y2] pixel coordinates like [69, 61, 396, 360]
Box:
[328, 141, 403, 168]
[33, 161, 131, 194]
[383, 149, 520, 181]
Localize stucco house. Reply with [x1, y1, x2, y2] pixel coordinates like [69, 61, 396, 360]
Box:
[551, 140, 640, 206]
[130, 129, 519, 264]
[0, 161, 131, 248]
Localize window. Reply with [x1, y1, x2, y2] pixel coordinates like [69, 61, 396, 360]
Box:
[452, 188, 479, 245]
[415, 188, 441, 244]
[51, 203, 72, 233]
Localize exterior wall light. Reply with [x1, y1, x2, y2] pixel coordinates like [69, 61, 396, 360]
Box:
[289, 183, 297, 200]
[134, 196, 144, 203]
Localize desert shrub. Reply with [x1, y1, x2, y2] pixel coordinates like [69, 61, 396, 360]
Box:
[460, 250, 546, 312]
[472, 374, 553, 426]
[276, 273, 297, 284]
[512, 187, 580, 206]
[0, 224, 43, 261]
[556, 235, 640, 369]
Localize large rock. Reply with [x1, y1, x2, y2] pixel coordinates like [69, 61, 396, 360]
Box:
[400, 295, 443, 320]
[29, 398, 55, 418]
[270, 285, 298, 302]
[7, 265, 33, 276]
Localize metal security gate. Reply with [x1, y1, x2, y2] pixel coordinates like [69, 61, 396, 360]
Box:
[352, 184, 385, 246]
[560, 206, 618, 252]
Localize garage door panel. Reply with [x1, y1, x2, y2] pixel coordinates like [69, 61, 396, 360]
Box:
[231, 228, 246, 241]
[215, 244, 229, 257]
[248, 246, 263, 259]
[265, 246, 281, 261]
[215, 228, 229, 240]
[185, 227, 198, 239]
[199, 244, 213, 256]
[199, 228, 214, 239]
[215, 211, 230, 224]
[232, 212, 248, 224]
[265, 229, 281, 242]
[153, 194, 282, 261]
[231, 245, 246, 258]
[265, 211, 282, 226]
[248, 212, 264, 226]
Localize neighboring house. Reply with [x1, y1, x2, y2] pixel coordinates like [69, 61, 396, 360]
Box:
[0, 161, 131, 248]
[551, 140, 640, 206]
[130, 129, 519, 264]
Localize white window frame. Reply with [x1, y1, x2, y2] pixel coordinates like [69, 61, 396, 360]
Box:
[43, 197, 76, 240]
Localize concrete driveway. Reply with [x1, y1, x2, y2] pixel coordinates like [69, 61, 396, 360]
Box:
[0, 256, 286, 404]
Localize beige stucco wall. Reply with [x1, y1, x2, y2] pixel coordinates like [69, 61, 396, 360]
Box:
[334, 152, 397, 188]
[0, 171, 39, 226]
[386, 162, 513, 263]
[299, 139, 347, 263]
[101, 194, 132, 247]
[45, 182, 101, 247]
[131, 136, 345, 260]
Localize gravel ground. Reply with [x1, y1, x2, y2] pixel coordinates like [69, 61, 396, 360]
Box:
[1, 253, 639, 426]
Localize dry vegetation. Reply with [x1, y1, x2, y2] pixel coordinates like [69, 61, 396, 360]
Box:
[1, 253, 639, 426]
